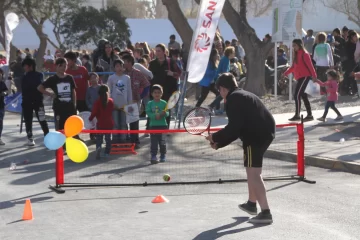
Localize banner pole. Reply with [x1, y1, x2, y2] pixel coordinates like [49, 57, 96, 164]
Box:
[177, 71, 189, 129]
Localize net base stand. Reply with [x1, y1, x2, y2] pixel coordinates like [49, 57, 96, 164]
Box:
[49, 185, 65, 194]
[298, 176, 316, 184]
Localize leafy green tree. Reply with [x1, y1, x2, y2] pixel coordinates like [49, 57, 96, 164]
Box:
[60, 6, 131, 49]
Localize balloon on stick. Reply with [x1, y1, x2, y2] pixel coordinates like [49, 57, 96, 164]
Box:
[64, 115, 84, 137]
[44, 131, 66, 150]
[65, 138, 89, 163]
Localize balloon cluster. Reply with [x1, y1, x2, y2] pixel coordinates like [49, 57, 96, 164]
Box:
[44, 116, 89, 163]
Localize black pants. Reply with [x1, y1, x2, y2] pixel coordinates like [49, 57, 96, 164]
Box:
[196, 84, 220, 108]
[129, 120, 140, 144]
[150, 126, 167, 155]
[54, 104, 77, 131]
[22, 102, 49, 140]
[54, 103, 77, 150]
[76, 100, 88, 113]
[322, 101, 341, 118]
[294, 77, 312, 117]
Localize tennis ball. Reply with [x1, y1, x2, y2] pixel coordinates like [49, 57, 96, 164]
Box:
[163, 174, 171, 182]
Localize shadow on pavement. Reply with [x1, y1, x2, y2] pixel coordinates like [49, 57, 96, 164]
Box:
[192, 217, 269, 240]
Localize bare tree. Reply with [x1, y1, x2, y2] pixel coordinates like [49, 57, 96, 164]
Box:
[15, 0, 55, 68]
[108, 0, 154, 18]
[48, 0, 85, 50]
[321, 0, 360, 27]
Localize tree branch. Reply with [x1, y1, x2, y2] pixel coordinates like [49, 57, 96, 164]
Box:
[47, 37, 59, 49]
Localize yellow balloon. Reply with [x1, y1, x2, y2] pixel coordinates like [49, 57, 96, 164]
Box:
[65, 137, 88, 163]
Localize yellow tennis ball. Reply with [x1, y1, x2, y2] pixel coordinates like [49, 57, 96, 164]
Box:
[163, 174, 171, 182]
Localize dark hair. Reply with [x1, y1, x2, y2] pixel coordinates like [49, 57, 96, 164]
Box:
[225, 40, 230, 45]
[151, 84, 163, 93]
[342, 26, 349, 32]
[170, 34, 176, 40]
[75, 52, 80, 58]
[113, 59, 124, 68]
[292, 39, 306, 63]
[63, 51, 77, 61]
[348, 31, 358, 42]
[82, 54, 90, 61]
[333, 28, 341, 35]
[98, 85, 109, 109]
[326, 69, 340, 81]
[307, 29, 314, 35]
[95, 65, 104, 72]
[22, 58, 36, 71]
[119, 51, 131, 58]
[122, 55, 135, 66]
[142, 54, 150, 62]
[155, 44, 166, 53]
[114, 46, 121, 52]
[55, 57, 67, 66]
[209, 48, 219, 69]
[318, 33, 326, 43]
[215, 73, 238, 91]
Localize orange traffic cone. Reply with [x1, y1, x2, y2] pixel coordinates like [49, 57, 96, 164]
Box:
[151, 195, 169, 203]
[22, 199, 33, 220]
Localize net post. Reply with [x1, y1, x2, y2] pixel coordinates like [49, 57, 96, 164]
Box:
[296, 120, 305, 177]
[296, 116, 316, 184]
[49, 148, 65, 193]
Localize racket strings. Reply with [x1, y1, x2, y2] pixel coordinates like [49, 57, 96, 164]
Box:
[184, 108, 211, 134]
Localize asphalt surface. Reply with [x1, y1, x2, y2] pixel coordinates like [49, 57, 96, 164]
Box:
[1, 113, 360, 240]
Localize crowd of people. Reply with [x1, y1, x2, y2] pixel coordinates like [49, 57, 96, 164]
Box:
[1, 26, 360, 159]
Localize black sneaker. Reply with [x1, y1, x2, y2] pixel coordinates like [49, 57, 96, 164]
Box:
[248, 211, 273, 224]
[303, 115, 314, 121]
[288, 116, 300, 121]
[238, 202, 258, 215]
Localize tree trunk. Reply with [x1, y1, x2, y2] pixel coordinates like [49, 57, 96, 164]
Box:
[244, 49, 267, 95]
[35, 26, 47, 71]
[162, 0, 192, 48]
[220, 0, 273, 96]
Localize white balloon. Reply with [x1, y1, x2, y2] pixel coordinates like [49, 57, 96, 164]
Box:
[5, 13, 19, 31]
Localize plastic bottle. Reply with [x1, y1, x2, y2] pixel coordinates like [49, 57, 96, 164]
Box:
[9, 162, 17, 171]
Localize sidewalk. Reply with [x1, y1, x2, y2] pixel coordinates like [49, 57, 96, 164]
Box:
[272, 106, 360, 174]
[209, 106, 360, 175]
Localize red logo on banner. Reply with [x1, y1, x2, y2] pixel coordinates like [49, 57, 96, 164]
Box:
[194, 33, 211, 52]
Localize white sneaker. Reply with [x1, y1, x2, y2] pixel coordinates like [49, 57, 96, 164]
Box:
[0, 139, 5, 145]
[27, 139, 35, 146]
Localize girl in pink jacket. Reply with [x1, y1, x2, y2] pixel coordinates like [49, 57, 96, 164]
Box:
[315, 69, 343, 122]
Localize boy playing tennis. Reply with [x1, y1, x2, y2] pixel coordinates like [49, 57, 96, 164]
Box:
[145, 85, 168, 164]
[205, 73, 275, 224]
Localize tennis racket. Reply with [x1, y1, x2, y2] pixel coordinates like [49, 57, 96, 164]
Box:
[164, 91, 180, 112]
[183, 107, 212, 137]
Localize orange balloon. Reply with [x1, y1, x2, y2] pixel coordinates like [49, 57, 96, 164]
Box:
[64, 115, 84, 137]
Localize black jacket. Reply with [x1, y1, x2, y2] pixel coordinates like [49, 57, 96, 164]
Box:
[212, 88, 275, 148]
[21, 71, 44, 104]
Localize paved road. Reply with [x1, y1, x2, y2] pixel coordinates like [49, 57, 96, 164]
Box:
[1, 113, 360, 239]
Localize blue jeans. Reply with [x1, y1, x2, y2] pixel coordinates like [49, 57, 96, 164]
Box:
[0, 108, 4, 138]
[96, 132, 111, 154]
[112, 110, 127, 143]
[150, 126, 167, 155]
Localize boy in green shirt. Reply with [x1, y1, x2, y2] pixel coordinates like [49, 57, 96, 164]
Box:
[146, 84, 169, 164]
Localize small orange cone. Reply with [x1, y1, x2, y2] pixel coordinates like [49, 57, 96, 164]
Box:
[151, 195, 169, 203]
[22, 199, 33, 220]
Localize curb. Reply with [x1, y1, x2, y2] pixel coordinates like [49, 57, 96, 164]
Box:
[265, 149, 360, 175]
